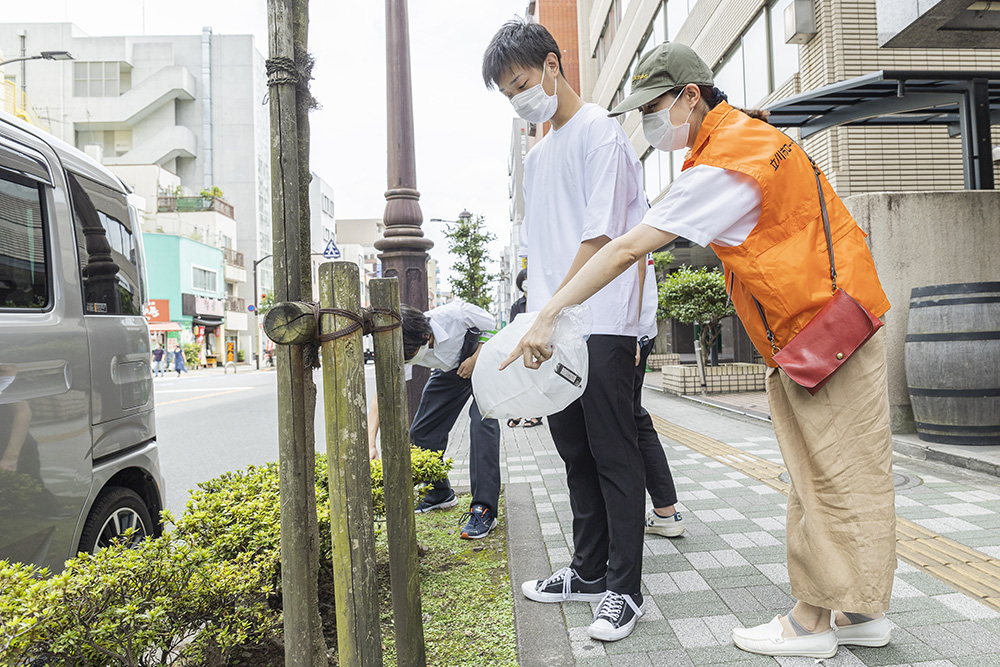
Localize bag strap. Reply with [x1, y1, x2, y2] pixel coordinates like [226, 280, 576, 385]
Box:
[751, 157, 838, 354]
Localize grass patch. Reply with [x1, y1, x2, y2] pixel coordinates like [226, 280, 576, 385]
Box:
[378, 494, 517, 667]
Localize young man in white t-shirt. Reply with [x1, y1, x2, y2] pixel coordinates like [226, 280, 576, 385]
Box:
[483, 19, 649, 642]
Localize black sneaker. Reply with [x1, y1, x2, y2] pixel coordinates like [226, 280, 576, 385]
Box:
[521, 567, 607, 603]
[588, 591, 645, 642]
[459, 504, 497, 539]
[415, 490, 458, 514]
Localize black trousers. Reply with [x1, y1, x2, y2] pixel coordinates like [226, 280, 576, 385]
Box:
[547, 334, 645, 595]
[409, 368, 501, 514]
[637, 338, 678, 508]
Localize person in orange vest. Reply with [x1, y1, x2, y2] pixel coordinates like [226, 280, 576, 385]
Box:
[501, 42, 895, 660]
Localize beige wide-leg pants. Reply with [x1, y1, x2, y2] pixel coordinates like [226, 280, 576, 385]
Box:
[766, 327, 896, 614]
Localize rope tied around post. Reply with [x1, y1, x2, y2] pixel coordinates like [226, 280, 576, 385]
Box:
[313, 305, 402, 343]
[265, 56, 299, 87]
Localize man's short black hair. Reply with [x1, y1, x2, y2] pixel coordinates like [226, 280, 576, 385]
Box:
[483, 18, 564, 89]
[515, 268, 527, 293]
[401, 304, 432, 361]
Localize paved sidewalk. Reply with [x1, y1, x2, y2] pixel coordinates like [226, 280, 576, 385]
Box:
[444, 390, 1000, 666]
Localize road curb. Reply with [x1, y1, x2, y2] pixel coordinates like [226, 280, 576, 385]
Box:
[504, 482, 575, 667]
[891, 436, 1000, 479]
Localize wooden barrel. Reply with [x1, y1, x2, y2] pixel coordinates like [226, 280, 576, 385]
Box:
[904, 282, 1000, 445]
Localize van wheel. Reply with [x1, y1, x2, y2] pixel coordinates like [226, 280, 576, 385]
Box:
[79, 487, 153, 554]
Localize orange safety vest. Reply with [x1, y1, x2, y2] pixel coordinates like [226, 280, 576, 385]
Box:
[683, 102, 890, 367]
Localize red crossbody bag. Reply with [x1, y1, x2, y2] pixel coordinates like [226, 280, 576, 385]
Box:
[751, 161, 883, 396]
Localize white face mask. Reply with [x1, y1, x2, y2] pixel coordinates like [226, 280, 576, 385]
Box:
[510, 66, 558, 124]
[642, 93, 694, 152]
[408, 342, 431, 367]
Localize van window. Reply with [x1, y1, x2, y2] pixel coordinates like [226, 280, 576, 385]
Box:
[67, 172, 141, 316]
[0, 170, 48, 309]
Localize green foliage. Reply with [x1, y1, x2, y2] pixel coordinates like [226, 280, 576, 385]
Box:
[258, 290, 275, 319]
[182, 343, 201, 368]
[444, 213, 498, 310]
[0, 450, 451, 665]
[658, 265, 736, 366]
[0, 535, 275, 667]
[651, 250, 675, 282]
[237, 350, 245, 362]
[199, 186, 225, 200]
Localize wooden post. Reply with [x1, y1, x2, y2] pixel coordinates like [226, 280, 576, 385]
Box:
[319, 262, 382, 666]
[370, 278, 426, 667]
[266, 0, 325, 664]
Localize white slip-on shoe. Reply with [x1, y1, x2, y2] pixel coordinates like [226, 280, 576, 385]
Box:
[732, 615, 838, 659]
[835, 615, 892, 647]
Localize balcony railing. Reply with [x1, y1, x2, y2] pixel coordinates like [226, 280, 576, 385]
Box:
[223, 247, 245, 268]
[157, 196, 235, 220]
[226, 296, 246, 312]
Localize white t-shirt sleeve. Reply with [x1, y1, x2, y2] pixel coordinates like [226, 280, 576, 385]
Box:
[641, 165, 763, 247]
[581, 139, 639, 242]
[460, 301, 497, 331]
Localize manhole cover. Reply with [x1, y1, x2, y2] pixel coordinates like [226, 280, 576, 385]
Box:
[777, 471, 920, 490]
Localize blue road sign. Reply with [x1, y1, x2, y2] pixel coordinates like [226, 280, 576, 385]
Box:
[323, 240, 341, 259]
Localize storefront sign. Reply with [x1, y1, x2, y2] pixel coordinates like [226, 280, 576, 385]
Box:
[144, 299, 170, 323]
[195, 296, 225, 317]
[227, 341, 235, 362]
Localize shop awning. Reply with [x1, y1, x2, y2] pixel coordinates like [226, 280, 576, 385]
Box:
[766, 70, 1000, 189]
[192, 315, 225, 328]
[148, 321, 182, 332]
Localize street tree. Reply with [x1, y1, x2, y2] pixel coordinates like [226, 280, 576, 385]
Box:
[658, 265, 735, 366]
[445, 212, 498, 310]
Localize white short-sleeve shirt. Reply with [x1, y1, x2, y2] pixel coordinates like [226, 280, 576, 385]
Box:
[406, 300, 497, 372]
[641, 165, 763, 247]
[522, 103, 648, 336]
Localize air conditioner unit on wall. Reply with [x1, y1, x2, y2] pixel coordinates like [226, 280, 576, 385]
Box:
[785, 0, 817, 45]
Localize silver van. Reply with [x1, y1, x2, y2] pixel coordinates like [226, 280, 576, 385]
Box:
[0, 110, 163, 571]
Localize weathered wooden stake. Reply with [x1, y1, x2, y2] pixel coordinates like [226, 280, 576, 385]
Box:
[370, 278, 426, 667]
[266, 0, 324, 664]
[319, 262, 382, 666]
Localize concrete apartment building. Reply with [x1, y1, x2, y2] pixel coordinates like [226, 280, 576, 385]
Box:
[0, 23, 272, 358]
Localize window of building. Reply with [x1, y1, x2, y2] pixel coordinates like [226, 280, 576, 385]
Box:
[667, 0, 691, 42]
[0, 171, 48, 309]
[192, 266, 218, 293]
[713, 3, 800, 109]
[73, 62, 120, 97]
[642, 148, 662, 198]
[742, 13, 769, 106]
[714, 45, 746, 108]
[770, 0, 799, 88]
[67, 172, 141, 316]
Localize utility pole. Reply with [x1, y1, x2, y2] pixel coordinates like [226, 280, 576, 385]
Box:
[377, 0, 432, 420]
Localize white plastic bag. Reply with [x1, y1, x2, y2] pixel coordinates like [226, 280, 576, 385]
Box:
[472, 305, 591, 419]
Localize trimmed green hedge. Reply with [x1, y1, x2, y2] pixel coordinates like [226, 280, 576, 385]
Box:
[0, 449, 451, 666]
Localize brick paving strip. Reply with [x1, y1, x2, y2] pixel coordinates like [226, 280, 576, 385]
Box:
[651, 415, 1000, 615]
[444, 393, 1000, 665]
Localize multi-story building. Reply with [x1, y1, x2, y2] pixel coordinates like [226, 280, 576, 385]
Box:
[109, 164, 248, 361]
[335, 218, 385, 306]
[0, 23, 273, 357]
[306, 171, 337, 300]
[573, 0, 1000, 359]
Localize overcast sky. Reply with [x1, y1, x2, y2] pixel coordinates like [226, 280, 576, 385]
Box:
[5, 0, 526, 289]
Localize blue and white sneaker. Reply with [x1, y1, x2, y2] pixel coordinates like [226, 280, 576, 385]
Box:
[645, 508, 685, 537]
[415, 490, 458, 514]
[459, 504, 497, 539]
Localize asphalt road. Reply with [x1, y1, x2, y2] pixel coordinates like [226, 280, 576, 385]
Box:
[154, 364, 377, 516]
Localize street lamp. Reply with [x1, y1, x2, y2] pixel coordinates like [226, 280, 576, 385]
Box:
[0, 51, 74, 67]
